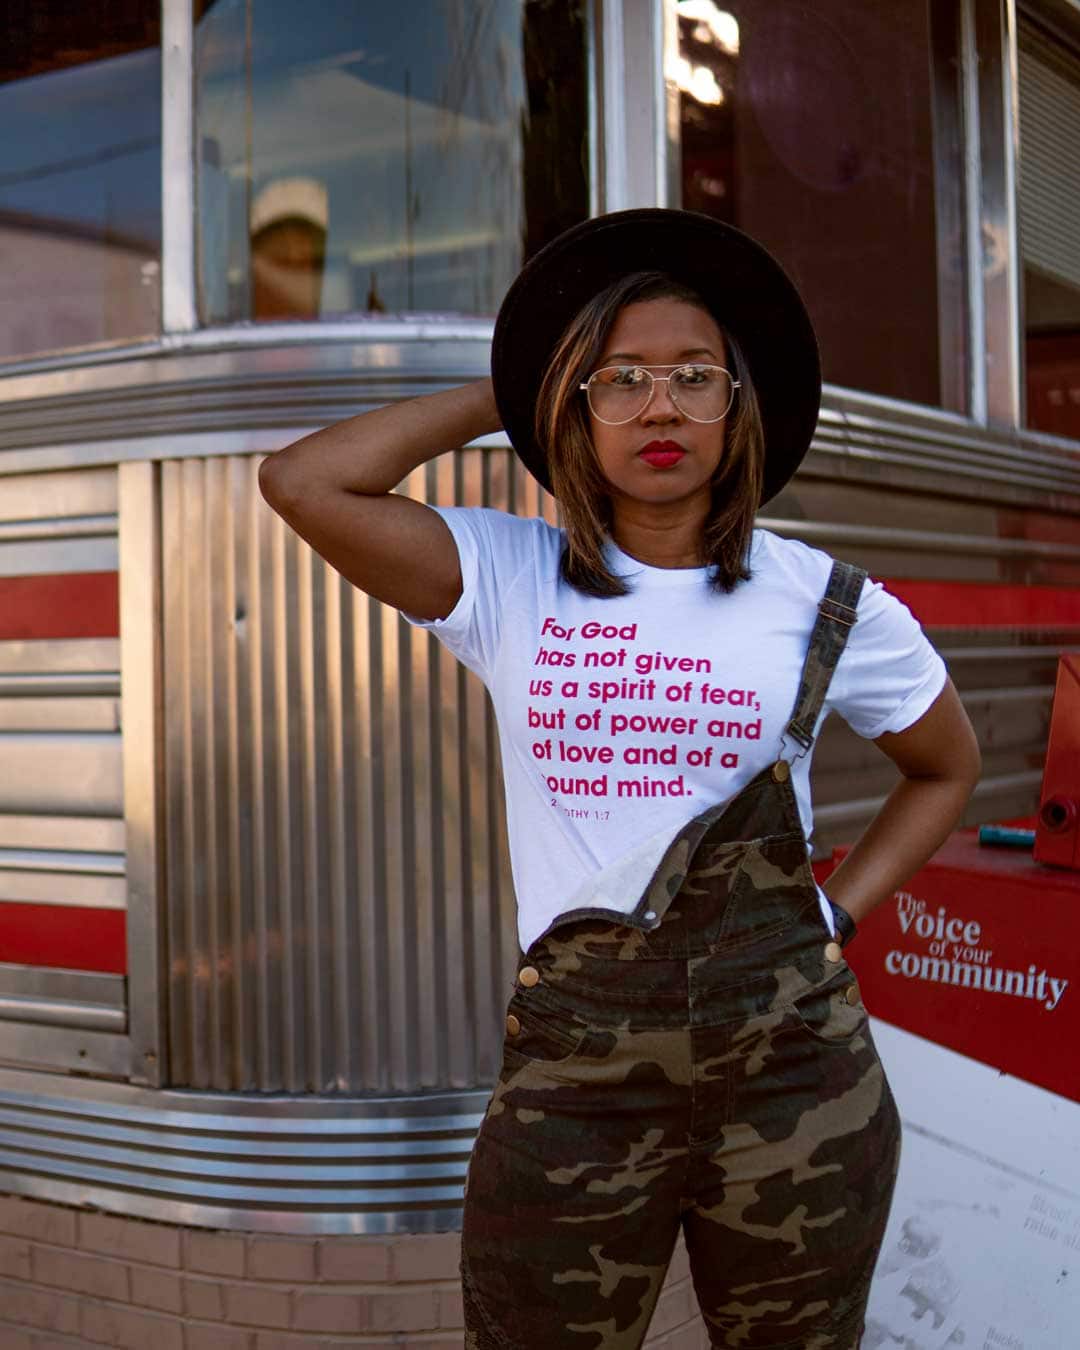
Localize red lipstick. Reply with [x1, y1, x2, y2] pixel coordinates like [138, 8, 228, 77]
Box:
[639, 440, 686, 469]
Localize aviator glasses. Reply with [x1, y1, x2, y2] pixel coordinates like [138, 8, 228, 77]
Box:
[580, 364, 740, 426]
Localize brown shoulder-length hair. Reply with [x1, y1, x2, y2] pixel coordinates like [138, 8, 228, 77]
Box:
[534, 271, 765, 598]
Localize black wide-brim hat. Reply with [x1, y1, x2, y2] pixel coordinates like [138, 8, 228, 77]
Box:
[491, 208, 821, 505]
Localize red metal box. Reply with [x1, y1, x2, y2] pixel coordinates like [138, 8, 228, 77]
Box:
[820, 832, 1079, 1104]
[1034, 652, 1080, 870]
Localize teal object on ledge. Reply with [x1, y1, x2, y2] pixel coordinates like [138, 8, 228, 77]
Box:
[977, 825, 1036, 849]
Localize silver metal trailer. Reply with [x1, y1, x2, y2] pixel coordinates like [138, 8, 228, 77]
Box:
[0, 0, 1077, 1248]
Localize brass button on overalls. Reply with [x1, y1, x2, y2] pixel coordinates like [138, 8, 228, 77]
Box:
[518, 966, 540, 988]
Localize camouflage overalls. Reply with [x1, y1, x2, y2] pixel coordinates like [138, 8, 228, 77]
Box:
[462, 564, 901, 1349]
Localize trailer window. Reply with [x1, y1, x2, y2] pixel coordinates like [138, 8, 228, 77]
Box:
[1018, 18, 1080, 443]
[0, 4, 161, 362]
[193, 0, 588, 324]
[675, 0, 967, 415]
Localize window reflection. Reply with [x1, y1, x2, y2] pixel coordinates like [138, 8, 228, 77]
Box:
[0, 5, 161, 361]
[195, 0, 588, 324]
[676, 0, 967, 414]
[1018, 26, 1080, 441]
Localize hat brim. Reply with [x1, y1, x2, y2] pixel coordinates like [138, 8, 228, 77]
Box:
[491, 208, 821, 504]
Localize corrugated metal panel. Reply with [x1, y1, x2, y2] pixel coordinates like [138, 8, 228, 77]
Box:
[1018, 34, 1080, 290]
[159, 442, 1073, 1094]
[161, 451, 552, 1093]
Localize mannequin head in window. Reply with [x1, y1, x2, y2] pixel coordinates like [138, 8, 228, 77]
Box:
[250, 178, 328, 320]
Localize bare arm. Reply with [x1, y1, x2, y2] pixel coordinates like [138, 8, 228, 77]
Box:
[822, 679, 981, 927]
[258, 378, 502, 620]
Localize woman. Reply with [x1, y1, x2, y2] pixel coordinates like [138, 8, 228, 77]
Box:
[260, 209, 980, 1349]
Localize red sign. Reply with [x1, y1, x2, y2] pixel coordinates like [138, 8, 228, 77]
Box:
[819, 832, 1080, 1103]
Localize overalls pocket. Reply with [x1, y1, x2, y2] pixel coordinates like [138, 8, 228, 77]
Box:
[787, 966, 868, 1045]
[501, 991, 592, 1072]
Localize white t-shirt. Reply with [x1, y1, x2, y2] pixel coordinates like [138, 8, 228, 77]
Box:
[409, 509, 947, 952]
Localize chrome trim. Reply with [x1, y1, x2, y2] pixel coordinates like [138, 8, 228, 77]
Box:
[0, 1068, 485, 1233]
[0, 641, 120, 674]
[0, 1025, 130, 1078]
[0, 735, 123, 819]
[812, 769, 1044, 837]
[0, 342, 1076, 505]
[0, 816, 125, 852]
[119, 462, 166, 1088]
[161, 0, 197, 333]
[971, 768, 1045, 799]
[600, 0, 629, 209]
[940, 644, 1071, 662]
[0, 698, 120, 732]
[760, 516, 1080, 563]
[0, 966, 124, 1006]
[1, 467, 116, 521]
[960, 683, 1055, 705]
[1004, 0, 1023, 425]
[624, 0, 666, 207]
[962, 0, 988, 423]
[656, 0, 682, 207]
[0, 539, 118, 578]
[0, 515, 117, 543]
[0, 320, 493, 393]
[975, 0, 1024, 426]
[0, 848, 123, 877]
[0, 674, 121, 697]
[587, 0, 602, 217]
[0, 865, 125, 909]
[930, 0, 969, 414]
[0, 997, 126, 1033]
[597, 0, 668, 210]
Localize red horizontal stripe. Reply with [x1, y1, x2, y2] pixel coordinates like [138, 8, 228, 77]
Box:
[882, 578, 1080, 629]
[0, 903, 126, 974]
[0, 572, 119, 640]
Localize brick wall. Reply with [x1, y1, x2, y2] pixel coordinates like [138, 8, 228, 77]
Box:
[0, 1194, 709, 1349]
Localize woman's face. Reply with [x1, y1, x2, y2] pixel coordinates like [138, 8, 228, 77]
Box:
[585, 297, 729, 518]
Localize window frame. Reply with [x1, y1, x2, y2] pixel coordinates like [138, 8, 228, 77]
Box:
[0, 0, 1077, 456]
[607, 0, 1031, 432]
[1016, 0, 1080, 438]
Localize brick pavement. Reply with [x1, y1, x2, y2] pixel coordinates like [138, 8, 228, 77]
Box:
[0, 1194, 710, 1348]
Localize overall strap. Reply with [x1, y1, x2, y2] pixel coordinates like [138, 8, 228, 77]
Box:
[783, 560, 868, 755]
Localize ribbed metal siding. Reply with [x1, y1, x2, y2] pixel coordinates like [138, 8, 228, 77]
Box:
[161, 450, 556, 1093]
[1018, 30, 1080, 291]
[160, 429, 1080, 1094]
